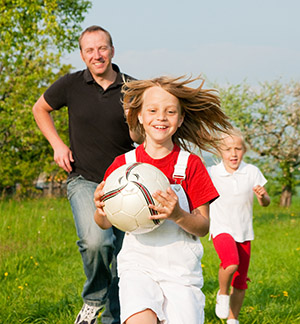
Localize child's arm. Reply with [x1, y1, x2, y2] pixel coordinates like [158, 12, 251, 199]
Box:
[176, 203, 210, 237]
[94, 181, 113, 229]
[253, 185, 270, 207]
[151, 187, 209, 237]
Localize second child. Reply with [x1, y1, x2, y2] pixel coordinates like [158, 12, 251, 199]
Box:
[208, 129, 270, 324]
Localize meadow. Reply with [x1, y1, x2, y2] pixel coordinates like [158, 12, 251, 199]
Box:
[0, 197, 299, 323]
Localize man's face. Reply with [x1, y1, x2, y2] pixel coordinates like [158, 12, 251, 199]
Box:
[80, 31, 114, 78]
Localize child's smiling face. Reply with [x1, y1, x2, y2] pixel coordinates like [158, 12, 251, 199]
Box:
[138, 86, 184, 148]
[219, 135, 246, 173]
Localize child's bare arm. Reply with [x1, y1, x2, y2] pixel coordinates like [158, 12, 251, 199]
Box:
[180, 204, 209, 237]
[253, 185, 270, 207]
[94, 181, 112, 229]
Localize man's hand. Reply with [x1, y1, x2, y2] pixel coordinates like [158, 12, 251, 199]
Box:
[54, 143, 74, 173]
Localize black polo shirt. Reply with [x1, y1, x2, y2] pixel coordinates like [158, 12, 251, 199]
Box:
[44, 64, 135, 183]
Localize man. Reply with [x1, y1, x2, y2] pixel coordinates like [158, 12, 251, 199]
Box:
[32, 25, 141, 324]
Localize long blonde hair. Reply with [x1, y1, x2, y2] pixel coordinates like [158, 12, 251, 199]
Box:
[123, 75, 232, 154]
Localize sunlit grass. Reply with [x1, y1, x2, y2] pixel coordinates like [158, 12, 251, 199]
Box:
[0, 197, 299, 323]
[0, 198, 84, 324]
[201, 197, 300, 323]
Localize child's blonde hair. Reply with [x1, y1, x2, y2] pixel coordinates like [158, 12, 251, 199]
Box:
[217, 128, 248, 156]
[123, 75, 232, 154]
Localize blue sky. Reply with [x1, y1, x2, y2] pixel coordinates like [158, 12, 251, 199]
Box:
[63, 0, 300, 85]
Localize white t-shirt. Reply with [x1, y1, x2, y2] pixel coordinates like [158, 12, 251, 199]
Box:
[207, 161, 267, 242]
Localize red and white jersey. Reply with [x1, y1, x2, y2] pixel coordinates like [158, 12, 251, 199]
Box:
[104, 144, 219, 211]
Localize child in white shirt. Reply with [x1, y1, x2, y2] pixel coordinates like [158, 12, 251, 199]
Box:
[207, 128, 270, 324]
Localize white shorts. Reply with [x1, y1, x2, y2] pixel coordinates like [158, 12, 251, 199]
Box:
[118, 220, 205, 324]
[119, 270, 205, 324]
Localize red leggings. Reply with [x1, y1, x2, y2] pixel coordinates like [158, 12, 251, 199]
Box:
[212, 233, 251, 289]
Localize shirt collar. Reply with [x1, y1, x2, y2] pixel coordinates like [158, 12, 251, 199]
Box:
[83, 63, 121, 85]
[217, 160, 247, 176]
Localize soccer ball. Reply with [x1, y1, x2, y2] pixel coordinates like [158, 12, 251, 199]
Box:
[101, 163, 170, 234]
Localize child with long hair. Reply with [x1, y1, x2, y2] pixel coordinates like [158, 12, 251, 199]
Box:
[94, 76, 232, 324]
[208, 128, 270, 324]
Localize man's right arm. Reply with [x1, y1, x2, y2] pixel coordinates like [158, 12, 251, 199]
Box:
[32, 95, 74, 173]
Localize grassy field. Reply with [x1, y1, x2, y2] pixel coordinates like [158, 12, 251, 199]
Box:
[0, 197, 299, 323]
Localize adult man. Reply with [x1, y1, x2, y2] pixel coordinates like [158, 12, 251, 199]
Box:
[32, 25, 141, 324]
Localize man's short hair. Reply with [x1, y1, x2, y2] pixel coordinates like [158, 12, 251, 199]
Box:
[79, 25, 113, 49]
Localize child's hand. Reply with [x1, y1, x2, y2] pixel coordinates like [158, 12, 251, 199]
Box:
[253, 185, 271, 207]
[94, 181, 107, 217]
[94, 181, 113, 229]
[150, 187, 182, 221]
[253, 185, 267, 199]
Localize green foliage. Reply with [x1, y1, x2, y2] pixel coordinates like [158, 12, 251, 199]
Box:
[0, 0, 91, 195]
[0, 197, 299, 323]
[217, 80, 300, 205]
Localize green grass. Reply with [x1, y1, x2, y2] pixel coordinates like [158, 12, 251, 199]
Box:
[0, 198, 84, 324]
[0, 197, 299, 323]
[201, 198, 300, 324]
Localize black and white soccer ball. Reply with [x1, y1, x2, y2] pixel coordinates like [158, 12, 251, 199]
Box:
[101, 163, 170, 234]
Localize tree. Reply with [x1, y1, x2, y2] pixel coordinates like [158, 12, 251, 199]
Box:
[218, 80, 300, 207]
[0, 0, 91, 196]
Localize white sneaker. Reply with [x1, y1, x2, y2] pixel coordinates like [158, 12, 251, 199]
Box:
[215, 290, 230, 319]
[227, 319, 239, 324]
[74, 303, 101, 324]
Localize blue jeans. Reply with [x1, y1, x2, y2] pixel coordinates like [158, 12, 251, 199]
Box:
[67, 175, 124, 324]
